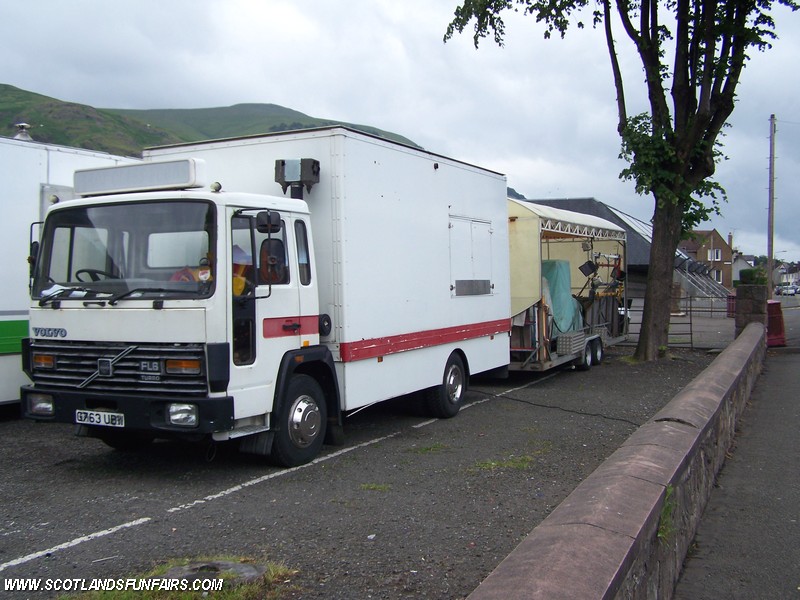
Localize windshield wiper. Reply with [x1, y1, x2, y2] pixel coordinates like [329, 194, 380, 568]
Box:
[38, 286, 102, 307]
[108, 287, 189, 306]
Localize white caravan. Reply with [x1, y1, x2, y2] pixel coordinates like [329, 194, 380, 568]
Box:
[1, 136, 136, 405]
[21, 127, 510, 465]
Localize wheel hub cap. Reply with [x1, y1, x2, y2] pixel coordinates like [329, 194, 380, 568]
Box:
[445, 365, 463, 404]
[288, 395, 321, 448]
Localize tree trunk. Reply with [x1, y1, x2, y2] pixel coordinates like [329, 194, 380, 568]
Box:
[634, 196, 685, 361]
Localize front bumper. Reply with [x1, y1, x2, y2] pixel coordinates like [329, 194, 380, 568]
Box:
[21, 385, 234, 434]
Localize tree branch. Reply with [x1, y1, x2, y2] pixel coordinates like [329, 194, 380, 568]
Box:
[697, 0, 719, 115]
[603, 0, 628, 133]
[671, 0, 691, 130]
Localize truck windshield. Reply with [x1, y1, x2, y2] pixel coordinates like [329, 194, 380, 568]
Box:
[31, 200, 216, 301]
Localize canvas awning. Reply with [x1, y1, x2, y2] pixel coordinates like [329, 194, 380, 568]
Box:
[508, 199, 626, 316]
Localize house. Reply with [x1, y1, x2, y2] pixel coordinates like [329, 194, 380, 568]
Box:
[776, 263, 799, 285]
[731, 253, 755, 284]
[678, 230, 734, 290]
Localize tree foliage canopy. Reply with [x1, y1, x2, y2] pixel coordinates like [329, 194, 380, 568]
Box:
[445, 0, 797, 231]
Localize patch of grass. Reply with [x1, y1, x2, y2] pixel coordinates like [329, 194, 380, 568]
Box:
[61, 555, 299, 600]
[408, 442, 448, 455]
[472, 454, 535, 471]
[360, 483, 391, 492]
[528, 440, 553, 456]
[657, 485, 677, 544]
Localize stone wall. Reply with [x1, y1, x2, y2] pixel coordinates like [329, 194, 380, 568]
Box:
[467, 322, 766, 600]
[734, 285, 768, 338]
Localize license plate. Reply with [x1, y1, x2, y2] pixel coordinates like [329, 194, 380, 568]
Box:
[75, 409, 125, 428]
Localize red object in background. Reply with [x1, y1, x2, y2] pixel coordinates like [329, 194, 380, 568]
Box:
[767, 300, 786, 347]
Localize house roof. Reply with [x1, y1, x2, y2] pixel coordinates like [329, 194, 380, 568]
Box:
[678, 238, 701, 253]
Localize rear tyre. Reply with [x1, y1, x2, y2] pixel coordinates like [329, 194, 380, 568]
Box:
[271, 375, 327, 467]
[426, 353, 467, 419]
[591, 338, 604, 365]
[574, 343, 593, 371]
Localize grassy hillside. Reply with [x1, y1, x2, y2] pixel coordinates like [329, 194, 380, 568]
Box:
[1, 84, 418, 157]
[107, 103, 419, 148]
[0, 84, 181, 156]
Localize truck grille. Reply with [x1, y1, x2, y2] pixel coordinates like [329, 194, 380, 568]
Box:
[30, 341, 208, 396]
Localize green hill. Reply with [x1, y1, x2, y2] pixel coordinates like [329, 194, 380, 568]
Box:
[0, 84, 418, 157]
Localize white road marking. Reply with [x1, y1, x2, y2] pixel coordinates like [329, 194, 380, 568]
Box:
[0, 518, 151, 572]
[167, 431, 401, 513]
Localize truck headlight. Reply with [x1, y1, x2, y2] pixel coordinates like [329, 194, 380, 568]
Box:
[167, 403, 198, 427]
[28, 393, 54, 416]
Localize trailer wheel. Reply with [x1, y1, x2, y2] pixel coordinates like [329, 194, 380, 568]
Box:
[271, 375, 327, 467]
[426, 353, 467, 419]
[591, 338, 604, 365]
[574, 343, 593, 371]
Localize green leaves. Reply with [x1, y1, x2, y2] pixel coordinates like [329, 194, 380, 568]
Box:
[445, 0, 591, 46]
[619, 113, 726, 233]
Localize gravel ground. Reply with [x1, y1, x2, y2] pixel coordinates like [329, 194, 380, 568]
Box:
[0, 345, 715, 599]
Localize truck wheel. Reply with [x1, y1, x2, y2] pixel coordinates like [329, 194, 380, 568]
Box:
[591, 339, 604, 365]
[426, 353, 467, 419]
[271, 375, 327, 467]
[574, 343, 593, 371]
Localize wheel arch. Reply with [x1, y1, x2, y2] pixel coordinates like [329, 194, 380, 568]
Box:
[274, 346, 342, 438]
[449, 347, 471, 381]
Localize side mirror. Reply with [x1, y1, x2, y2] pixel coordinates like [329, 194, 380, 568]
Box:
[256, 211, 281, 234]
[28, 241, 39, 277]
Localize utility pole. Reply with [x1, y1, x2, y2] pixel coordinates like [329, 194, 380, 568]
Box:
[767, 114, 776, 296]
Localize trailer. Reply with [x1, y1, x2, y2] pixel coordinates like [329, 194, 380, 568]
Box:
[0, 135, 136, 405]
[508, 199, 627, 371]
[21, 127, 510, 466]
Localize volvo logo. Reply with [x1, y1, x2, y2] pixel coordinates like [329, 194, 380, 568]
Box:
[33, 327, 68, 338]
[78, 345, 138, 389]
[97, 358, 113, 377]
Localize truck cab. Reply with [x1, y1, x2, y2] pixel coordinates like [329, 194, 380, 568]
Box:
[22, 159, 338, 466]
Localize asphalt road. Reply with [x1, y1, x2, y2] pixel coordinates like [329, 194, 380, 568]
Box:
[0, 346, 715, 599]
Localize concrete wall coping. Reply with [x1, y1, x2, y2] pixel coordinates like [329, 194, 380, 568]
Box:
[467, 322, 766, 600]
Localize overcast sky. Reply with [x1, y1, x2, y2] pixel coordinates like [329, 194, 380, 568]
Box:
[3, 0, 798, 260]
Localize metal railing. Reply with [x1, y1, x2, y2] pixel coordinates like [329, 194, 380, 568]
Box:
[623, 295, 733, 349]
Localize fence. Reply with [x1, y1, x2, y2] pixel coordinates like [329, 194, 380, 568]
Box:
[624, 295, 733, 349]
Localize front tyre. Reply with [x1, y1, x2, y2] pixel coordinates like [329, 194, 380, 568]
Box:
[426, 352, 467, 419]
[271, 375, 327, 467]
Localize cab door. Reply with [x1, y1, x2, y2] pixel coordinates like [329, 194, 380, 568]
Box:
[228, 210, 303, 420]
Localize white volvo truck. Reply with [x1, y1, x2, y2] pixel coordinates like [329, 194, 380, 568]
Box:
[21, 127, 511, 466]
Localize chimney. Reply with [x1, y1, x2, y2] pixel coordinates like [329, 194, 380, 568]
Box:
[13, 123, 33, 141]
[728, 231, 733, 249]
